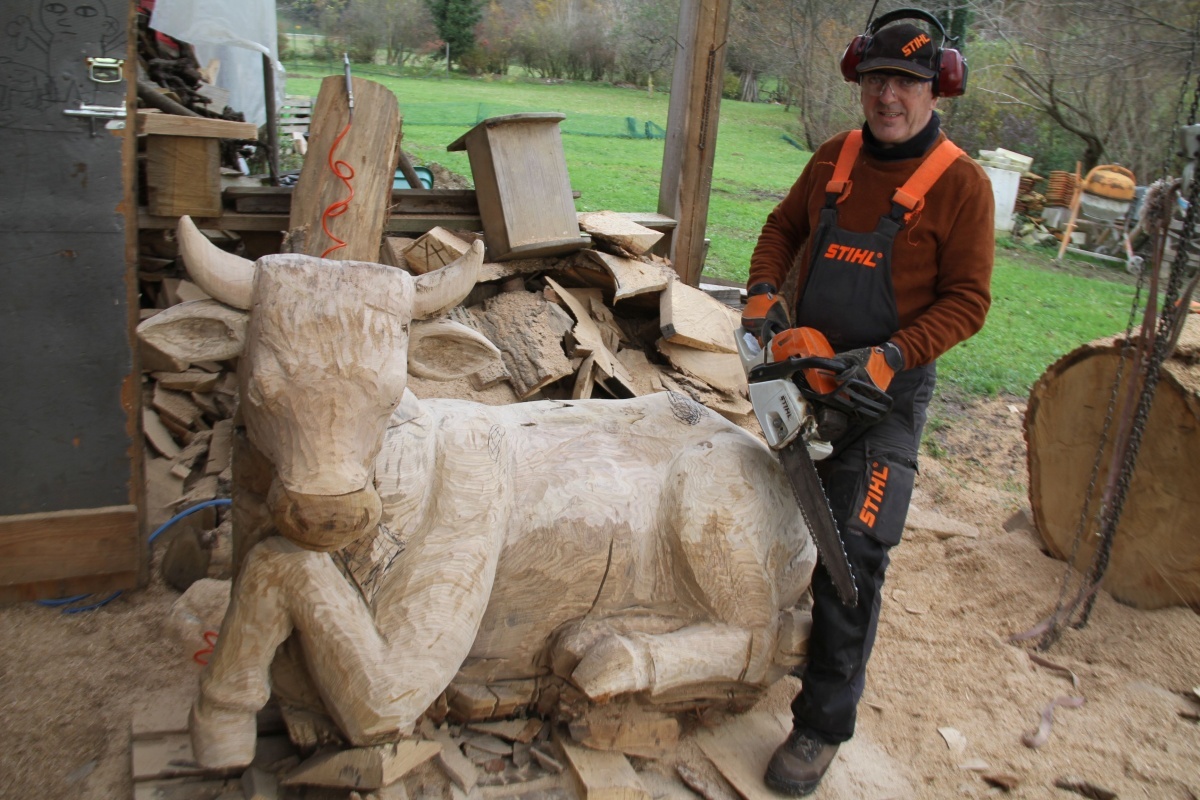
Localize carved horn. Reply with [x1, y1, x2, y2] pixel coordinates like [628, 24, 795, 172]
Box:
[410, 240, 483, 319]
[177, 215, 255, 310]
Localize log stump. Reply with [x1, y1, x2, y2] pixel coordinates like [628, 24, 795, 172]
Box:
[1025, 313, 1200, 610]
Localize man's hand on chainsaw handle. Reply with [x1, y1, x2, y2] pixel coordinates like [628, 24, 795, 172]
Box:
[832, 342, 905, 393]
[741, 283, 790, 342]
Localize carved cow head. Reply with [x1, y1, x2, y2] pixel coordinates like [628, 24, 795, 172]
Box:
[141, 216, 500, 552]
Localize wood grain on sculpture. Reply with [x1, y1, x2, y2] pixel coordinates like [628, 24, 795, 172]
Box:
[139, 216, 818, 769]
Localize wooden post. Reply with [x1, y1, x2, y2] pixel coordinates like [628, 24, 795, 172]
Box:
[262, 53, 280, 186]
[657, 0, 732, 287]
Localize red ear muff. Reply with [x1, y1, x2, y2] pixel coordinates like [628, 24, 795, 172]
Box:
[840, 34, 871, 83]
[841, 7, 970, 97]
[935, 47, 967, 97]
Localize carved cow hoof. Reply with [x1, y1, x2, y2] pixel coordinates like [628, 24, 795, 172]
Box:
[570, 633, 653, 701]
[189, 697, 257, 769]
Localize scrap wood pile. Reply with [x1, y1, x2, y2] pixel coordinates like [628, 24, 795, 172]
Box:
[135, 211, 751, 591]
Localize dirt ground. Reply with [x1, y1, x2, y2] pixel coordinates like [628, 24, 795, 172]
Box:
[1, 388, 1197, 799]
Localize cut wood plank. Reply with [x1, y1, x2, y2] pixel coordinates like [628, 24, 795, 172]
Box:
[558, 738, 650, 800]
[471, 291, 574, 399]
[465, 718, 543, 744]
[578, 210, 664, 256]
[567, 703, 679, 759]
[544, 278, 634, 388]
[138, 111, 259, 139]
[572, 353, 597, 399]
[675, 763, 739, 800]
[286, 76, 398, 261]
[660, 279, 740, 353]
[403, 227, 472, 274]
[655, 338, 746, 396]
[144, 408, 183, 458]
[419, 720, 479, 792]
[205, 419, 234, 476]
[578, 250, 673, 301]
[693, 709, 790, 800]
[154, 384, 204, 430]
[152, 370, 220, 393]
[380, 236, 416, 270]
[282, 740, 441, 790]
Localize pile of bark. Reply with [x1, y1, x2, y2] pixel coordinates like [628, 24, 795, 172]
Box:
[136, 212, 750, 589]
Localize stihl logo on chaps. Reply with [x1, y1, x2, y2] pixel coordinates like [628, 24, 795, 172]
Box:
[902, 33, 931, 56]
[823, 243, 883, 267]
[857, 463, 890, 528]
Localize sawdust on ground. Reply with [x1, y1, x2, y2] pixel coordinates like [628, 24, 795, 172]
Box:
[1, 393, 1197, 800]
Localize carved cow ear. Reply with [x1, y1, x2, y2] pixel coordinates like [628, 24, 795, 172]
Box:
[410, 241, 483, 319]
[137, 299, 249, 365]
[408, 318, 502, 381]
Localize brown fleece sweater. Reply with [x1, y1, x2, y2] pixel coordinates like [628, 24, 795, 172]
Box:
[748, 129, 994, 368]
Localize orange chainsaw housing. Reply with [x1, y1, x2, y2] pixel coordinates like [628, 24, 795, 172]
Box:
[769, 327, 839, 394]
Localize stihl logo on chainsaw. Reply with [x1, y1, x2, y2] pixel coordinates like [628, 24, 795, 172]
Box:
[857, 462, 890, 527]
[822, 244, 883, 267]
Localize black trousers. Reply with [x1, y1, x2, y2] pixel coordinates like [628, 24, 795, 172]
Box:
[791, 362, 936, 744]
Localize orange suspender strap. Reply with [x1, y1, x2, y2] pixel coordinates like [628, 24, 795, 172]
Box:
[825, 130, 863, 203]
[890, 139, 965, 220]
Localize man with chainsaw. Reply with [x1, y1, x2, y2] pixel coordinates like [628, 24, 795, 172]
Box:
[741, 13, 993, 796]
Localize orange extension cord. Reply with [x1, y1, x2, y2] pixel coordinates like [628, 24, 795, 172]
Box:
[319, 121, 355, 259]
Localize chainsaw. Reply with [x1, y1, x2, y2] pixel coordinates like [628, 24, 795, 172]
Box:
[736, 323, 895, 607]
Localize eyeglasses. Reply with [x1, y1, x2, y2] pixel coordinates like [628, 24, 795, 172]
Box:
[861, 74, 929, 97]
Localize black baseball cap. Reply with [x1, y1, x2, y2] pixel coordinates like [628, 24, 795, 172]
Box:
[856, 23, 937, 79]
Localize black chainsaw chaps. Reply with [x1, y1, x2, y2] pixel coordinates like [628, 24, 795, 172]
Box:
[841, 450, 916, 547]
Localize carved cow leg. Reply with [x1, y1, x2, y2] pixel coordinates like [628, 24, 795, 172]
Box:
[571, 431, 795, 700]
[192, 536, 394, 767]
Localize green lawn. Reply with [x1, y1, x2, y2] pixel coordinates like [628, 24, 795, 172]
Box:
[285, 66, 806, 279]
[282, 67, 1142, 398]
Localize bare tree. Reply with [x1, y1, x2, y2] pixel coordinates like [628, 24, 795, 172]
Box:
[978, 0, 1198, 178]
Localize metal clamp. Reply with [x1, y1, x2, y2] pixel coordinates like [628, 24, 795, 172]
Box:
[62, 103, 127, 119]
[86, 57, 124, 84]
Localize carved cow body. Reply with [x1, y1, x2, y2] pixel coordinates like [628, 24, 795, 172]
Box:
[149, 217, 816, 768]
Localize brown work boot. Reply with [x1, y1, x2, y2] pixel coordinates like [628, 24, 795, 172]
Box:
[764, 729, 840, 796]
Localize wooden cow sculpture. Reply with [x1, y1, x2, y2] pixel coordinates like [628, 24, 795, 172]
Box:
[146, 217, 817, 769]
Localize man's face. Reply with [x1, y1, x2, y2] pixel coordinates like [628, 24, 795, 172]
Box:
[860, 72, 939, 146]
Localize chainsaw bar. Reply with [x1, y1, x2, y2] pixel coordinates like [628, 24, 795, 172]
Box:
[778, 440, 858, 606]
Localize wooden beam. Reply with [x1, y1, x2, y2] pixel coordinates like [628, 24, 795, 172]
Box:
[657, 0, 733, 286]
[137, 111, 259, 139]
[0, 505, 139, 602]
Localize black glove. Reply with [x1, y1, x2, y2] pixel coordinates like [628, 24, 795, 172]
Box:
[832, 342, 904, 393]
[741, 283, 790, 342]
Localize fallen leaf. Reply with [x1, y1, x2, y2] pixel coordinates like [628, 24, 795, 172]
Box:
[1054, 776, 1117, 800]
[905, 604, 930, 615]
[958, 758, 990, 772]
[937, 726, 967, 754]
[982, 771, 1020, 791]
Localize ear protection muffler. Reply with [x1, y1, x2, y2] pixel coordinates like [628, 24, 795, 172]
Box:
[839, 8, 967, 97]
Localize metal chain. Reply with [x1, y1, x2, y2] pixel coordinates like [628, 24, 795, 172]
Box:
[1037, 56, 1200, 647]
[1074, 166, 1200, 626]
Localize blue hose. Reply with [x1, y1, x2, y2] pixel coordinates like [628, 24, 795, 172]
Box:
[36, 497, 233, 613]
